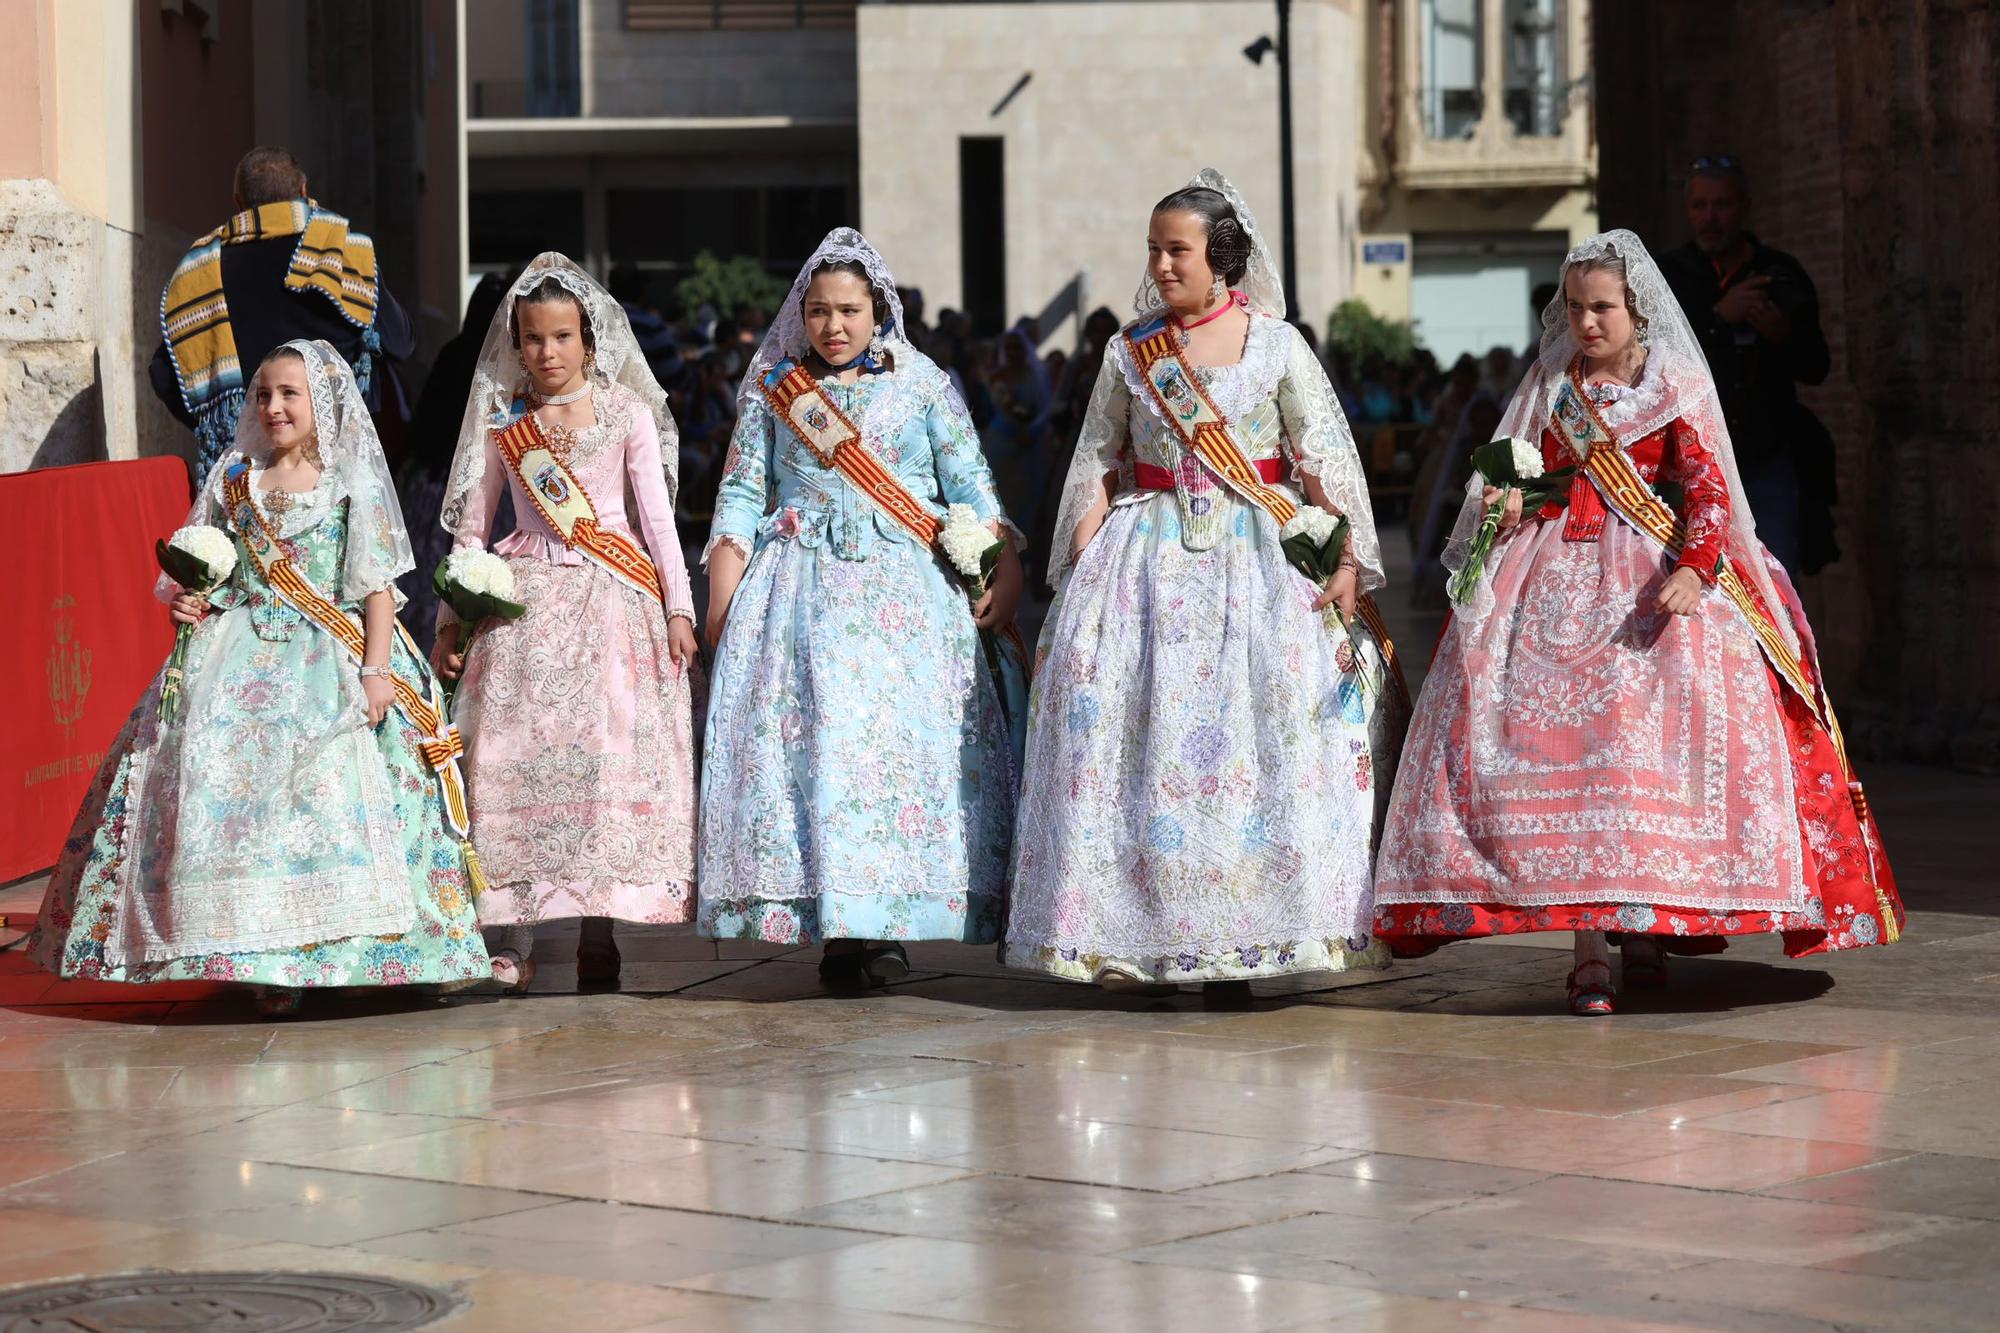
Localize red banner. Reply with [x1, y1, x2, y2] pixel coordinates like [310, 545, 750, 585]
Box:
[0, 459, 190, 882]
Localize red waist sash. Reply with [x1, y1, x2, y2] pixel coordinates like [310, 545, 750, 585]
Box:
[1134, 457, 1285, 491]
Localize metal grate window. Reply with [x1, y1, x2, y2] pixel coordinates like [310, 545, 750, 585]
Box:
[625, 1, 858, 31]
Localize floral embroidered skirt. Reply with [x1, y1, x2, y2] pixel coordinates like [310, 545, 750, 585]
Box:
[1374, 519, 1902, 958]
[696, 533, 1019, 945]
[30, 607, 489, 987]
[455, 556, 698, 927]
[1005, 495, 1395, 983]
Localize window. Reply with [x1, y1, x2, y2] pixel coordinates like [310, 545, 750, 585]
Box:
[624, 1, 857, 31]
[1504, 0, 1566, 137]
[526, 0, 581, 118]
[1422, 0, 1483, 140]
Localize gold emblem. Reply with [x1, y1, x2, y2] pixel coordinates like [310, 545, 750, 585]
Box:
[47, 594, 92, 741]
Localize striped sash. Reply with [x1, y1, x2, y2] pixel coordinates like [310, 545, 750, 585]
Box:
[1122, 317, 1409, 704]
[492, 410, 665, 606]
[221, 464, 472, 840]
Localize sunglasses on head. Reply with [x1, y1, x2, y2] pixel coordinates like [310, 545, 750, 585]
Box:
[1690, 154, 1743, 175]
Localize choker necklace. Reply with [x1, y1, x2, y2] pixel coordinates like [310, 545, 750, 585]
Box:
[1175, 289, 1245, 333]
[810, 348, 874, 375]
[535, 381, 592, 407]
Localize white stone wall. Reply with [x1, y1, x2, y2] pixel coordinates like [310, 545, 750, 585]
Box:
[857, 0, 1361, 346]
[0, 180, 110, 473]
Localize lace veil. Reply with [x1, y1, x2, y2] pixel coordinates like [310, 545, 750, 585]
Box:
[1049, 168, 1377, 588]
[1443, 229, 1796, 650]
[441, 252, 678, 536]
[1132, 167, 1287, 319]
[739, 227, 909, 404]
[203, 338, 413, 603]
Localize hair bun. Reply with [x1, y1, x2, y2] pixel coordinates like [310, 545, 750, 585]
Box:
[1207, 217, 1251, 281]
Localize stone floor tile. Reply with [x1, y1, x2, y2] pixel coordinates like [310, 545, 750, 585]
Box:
[0, 1149, 559, 1247]
[935, 1120, 1352, 1191]
[1425, 1174, 1976, 1266]
[666, 1234, 1122, 1312]
[522, 1139, 972, 1217]
[922, 1254, 1382, 1330]
[1758, 1150, 2000, 1219]
[784, 1172, 1302, 1252]
[1380, 1063, 1759, 1115]
[1122, 1213, 1704, 1306]
[1692, 1082, 2000, 1158]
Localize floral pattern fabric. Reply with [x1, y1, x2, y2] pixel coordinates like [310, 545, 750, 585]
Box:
[30, 459, 489, 987]
[697, 355, 1023, 946]
[1375, 394, 1902, 957]
[446, 383, 698, 926]
[1005, 317, 1398, 983]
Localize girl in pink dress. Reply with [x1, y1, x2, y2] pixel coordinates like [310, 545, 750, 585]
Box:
[1374, 231, 1900, 1015]
[433, 253, 698, 991]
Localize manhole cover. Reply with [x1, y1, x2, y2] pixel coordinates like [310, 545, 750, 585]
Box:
[0, 1271, 464, 1331]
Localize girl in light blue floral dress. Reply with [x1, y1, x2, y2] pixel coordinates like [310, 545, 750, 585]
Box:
[698, 229, 1028, 989]
[30, 341, 489, 1015]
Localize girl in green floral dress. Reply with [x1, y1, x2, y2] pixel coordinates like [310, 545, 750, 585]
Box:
[30, 341, 489, 1015]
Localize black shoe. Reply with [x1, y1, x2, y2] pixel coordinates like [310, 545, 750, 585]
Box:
[1202, 979, 1255, 1010]
[859, 942, 910, 987]
[576, 938, 622, 992]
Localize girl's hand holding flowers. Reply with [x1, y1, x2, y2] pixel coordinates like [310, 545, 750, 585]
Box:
[1481, 485, 1526, 530]
[1312, 565, 1358, 621]
[156, 525, 237, 723]
[972, 542, 1023, 630]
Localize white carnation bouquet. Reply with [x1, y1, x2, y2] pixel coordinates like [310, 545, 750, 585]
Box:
[433, 550, 526, 705]
[939, 503, 1012, 683]
[940, 504, 1005, 599]
[1445, 435, 1576, 605]
[155, 525, 238, 723]
[1279, 505, 1368, 693]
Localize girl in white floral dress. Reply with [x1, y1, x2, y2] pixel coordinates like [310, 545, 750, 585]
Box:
[1006, 170, 1407, 997]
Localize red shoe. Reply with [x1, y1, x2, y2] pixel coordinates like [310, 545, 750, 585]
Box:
[1565, 960, 1616, 1016]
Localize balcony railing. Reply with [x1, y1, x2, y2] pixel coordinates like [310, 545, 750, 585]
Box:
[1393, 0, 1592, 190]
[625, 0, 858, 29]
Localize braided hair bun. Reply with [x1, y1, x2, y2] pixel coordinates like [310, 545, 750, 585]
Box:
[1152, 185, 1252, 286]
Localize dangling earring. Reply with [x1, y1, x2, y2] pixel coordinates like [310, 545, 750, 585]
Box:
[868, 324, 885, 363]
[302, 431, 323, 468]
[1209, 274, 1228, 306]
[1635, 320, 1652, 347]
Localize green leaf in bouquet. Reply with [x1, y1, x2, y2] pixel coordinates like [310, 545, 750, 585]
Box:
[1468, 437, 1523, 486]
[156, 539, 213, 590]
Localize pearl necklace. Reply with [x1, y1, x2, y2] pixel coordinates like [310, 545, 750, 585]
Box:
[535, 381, 592, 407]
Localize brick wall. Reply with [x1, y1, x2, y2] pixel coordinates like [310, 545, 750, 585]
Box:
[1597, 0, 2000, 770]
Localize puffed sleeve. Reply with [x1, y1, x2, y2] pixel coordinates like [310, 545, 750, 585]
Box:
[704, 394, 773, 566]
[926, 368, 1023, 546]
[437, 432, 509, 629]
[1044, 347, 1131, 583]
[1274, 325, 1385, 591]
[624, 401, 695, 622]
[1668, 416, 1731, 584]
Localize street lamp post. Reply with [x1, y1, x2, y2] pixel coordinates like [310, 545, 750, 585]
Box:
[1244, 0, 1298, 320]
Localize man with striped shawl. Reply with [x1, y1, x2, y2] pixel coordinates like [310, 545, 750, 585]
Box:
[149, 146, 415, 481]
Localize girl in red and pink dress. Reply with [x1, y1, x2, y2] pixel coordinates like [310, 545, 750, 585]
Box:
[1374, 231, 1900, 1015]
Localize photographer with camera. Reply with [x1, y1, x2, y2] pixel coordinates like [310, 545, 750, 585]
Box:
[1660, 155, 1835, 575]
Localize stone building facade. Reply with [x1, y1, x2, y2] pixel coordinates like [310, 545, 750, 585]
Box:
[1595, 0, 2000, 769]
